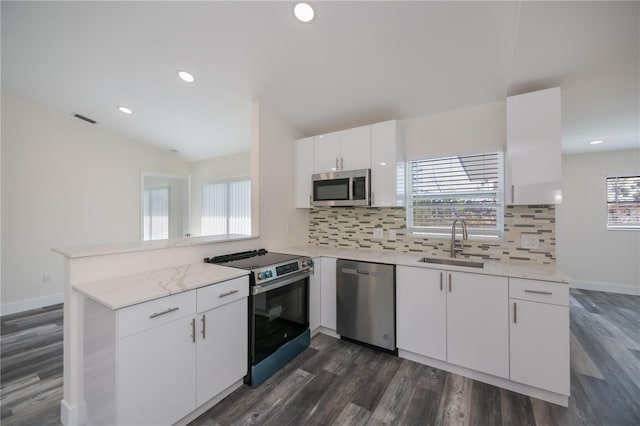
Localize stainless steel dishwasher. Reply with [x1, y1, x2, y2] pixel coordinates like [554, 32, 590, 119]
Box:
[336, 259, 396, 352]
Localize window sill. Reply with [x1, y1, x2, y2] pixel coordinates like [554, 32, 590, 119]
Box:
[607, 226, 640, 231]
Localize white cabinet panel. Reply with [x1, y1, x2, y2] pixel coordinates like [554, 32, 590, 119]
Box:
[118, 291, 196, 339]
[447, 272, 509, 379]
[340, 125, 371, 171]
[309, 258, 322, 332]
[396, 266, 446, 361]
[118, 315, 196, 426]
[510, 299, 569, 395]
[320, 257, 337, 330]
[371, 120, 403, 207]
[295, 137, 314, 208]
[196, 276, 248, 313]
[509, 278, 568, 306]
[506, 87, 562, 205]
[313, 132, 342, 173]
[197, 298, 248, 406]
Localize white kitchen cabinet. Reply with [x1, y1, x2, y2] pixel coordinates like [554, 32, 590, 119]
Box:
[396, 266, 446, 361]
[313, 126, 371, 173]
[309, 257, 322, 332]
[506, 87, 562, 205]
[446, 271, 509, 379]
[320, 256, 337, 330]
[509, 279, 569, 395]
[84, 276, 249, 426]
[294, 136, 314, 208]
[313, 131, 342, 173]
[118, 315, 197, 426]
[371, 120, 404, 207]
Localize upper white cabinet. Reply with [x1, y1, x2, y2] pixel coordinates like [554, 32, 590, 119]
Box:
[506, 87, 562, 205]
[371, 120, 404, 207]
[314, 125, 371, 173]
[294, 136, 314, 208]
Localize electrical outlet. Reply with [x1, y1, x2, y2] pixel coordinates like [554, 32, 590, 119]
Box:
[373, 227, 383, 240]
[389, 229, 397, 241]
[42, 273, 55, 284]
[521, 234, 540, 250]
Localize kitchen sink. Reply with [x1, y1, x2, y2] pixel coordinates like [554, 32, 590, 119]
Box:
[419, 257, 484, 269]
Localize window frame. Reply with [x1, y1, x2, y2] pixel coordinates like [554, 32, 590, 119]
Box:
[200, 177, 251, 237]
[606, 175, 640, 231]
[405, 151, 505, 241]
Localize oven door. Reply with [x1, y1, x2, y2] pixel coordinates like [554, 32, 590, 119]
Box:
[250, 272, 309, 365]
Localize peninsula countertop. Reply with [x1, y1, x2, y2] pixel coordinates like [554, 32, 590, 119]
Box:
[73, 262, 249, 310]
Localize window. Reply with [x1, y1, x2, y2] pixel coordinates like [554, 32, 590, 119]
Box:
[143, 186, 169, 241]
[201, 179, 251, 236]
[406, 152, 504, 239]
[607, 175, 640, 230]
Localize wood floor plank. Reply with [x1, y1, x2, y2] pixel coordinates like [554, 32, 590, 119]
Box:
[368, 359, 423, 425]
[468, 381, 502, 426]
[332, 402, 371, 426]
[499, 389, 535, 426]
[569, 332, 604, 379]
[435, 373, 473, 426]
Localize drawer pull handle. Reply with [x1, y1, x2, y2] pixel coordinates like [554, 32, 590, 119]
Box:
[201, 314, 206, 339]
[524, 290, 552, 295]
[149, 307, 179, 319]
[448, 273, 452, 292]
[219, 289, 239, 298]
[514, 302, 517, 323]
[191, 318, 196, 343]
[440, 272, 443, 291]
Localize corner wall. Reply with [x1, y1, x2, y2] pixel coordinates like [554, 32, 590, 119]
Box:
[556, 149, 640, 293]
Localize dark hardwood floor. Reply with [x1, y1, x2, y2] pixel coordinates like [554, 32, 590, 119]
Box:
[1, 290, 639, 426]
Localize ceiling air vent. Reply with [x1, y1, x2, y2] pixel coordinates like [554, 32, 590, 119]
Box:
[73, 113, 97, 124]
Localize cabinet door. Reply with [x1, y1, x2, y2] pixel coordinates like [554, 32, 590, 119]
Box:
[510, 299, 569, 395]
[196, 298, 248, 406]
[314, 132, 341, 173]
[320, 257, 337, 330]
[309, 258, 322, 332]
[371, 120, 402, 207]
[295, 137, 314, 208]
[340, 125, 371, 171]
[396, 266, 446, 361]
[118, 316, 196, 426]
[446, 272, 509, 379]
[506, 87, 562, 205]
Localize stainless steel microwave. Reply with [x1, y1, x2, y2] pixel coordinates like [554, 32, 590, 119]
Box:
[312, 169, 370, 207]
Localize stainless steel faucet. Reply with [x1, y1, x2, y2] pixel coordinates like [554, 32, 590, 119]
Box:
[450, 219, 468, 258]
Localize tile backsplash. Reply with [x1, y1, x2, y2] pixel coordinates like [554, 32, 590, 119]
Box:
[308, 205, 556, 264]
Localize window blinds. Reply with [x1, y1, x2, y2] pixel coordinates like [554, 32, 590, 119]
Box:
[607, 176, 640, 229]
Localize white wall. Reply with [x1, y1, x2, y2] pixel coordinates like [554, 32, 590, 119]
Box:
[557, 149, 640, 293]
[188, 152, 251, 237]
[1, 93, 190, 307]
[401, 100, 506, 159]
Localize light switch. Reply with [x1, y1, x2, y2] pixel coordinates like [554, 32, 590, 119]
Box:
[521, 234, 540, 249]
[389, 229, 397, 241]
[373, 228, 383, 240]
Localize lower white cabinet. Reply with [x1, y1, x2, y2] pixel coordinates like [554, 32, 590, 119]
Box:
[447, 271, 509, 379]
[509, 279, 569, 395]
[320, 257, 337, 330]
[309, 257, 321, 332]
[84, 276, 249, 426]
[396, 266, 446, 361]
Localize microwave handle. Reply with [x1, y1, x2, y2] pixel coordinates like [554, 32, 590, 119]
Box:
[349, 176, 354, 201]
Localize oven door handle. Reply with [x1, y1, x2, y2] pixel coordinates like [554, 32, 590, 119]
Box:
[252, 271, 310, 295]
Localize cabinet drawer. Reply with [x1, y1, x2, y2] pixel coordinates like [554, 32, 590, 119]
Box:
[197, 276, 249, 313]
[509, 278, 568, 306]
[118, 291, 196, 339]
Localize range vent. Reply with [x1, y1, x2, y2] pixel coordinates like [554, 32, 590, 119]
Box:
[73, 113, 97, 124]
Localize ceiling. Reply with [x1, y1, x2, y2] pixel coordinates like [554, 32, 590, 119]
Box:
[2, 1, 638, 160]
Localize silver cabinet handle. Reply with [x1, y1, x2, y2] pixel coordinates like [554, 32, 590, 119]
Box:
[191, 318, 196, 343]
[511, 184, 515, 203]
[340, 157, 344, 170]
[448, 273, 452, 292]
[440, 272, 443, 291]
[219, 289, 239, 298]
[514, 302, 517, 324]
[309, 194, 312, 205]
[149, 307, 179, 319]
[335, 157, 339, 170]
[201, 314, 206, 339]
[525, 290, 552, 295]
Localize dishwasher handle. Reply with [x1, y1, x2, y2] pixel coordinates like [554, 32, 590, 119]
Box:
[341, 267, 370, 276]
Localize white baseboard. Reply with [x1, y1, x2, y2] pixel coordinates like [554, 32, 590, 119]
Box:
[1, 293, 64, 316]
[570, 280, 640, 296]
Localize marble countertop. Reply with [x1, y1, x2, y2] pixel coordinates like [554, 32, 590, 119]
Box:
[53, 234, 258, 259]
[277, 245, 571, 283]
[73, 262, 249, 310]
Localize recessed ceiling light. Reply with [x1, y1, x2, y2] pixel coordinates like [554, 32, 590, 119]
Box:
[177, 70, 195, 83]
[589, 140, 604, 145]
[118, 106, 133, 115]
[294, 2, 314, 23]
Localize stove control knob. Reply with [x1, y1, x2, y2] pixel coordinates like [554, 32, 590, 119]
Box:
[257, 272, 264, 280]
[269, 270, 274, 278]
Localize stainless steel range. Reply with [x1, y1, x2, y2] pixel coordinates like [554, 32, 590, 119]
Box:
[204, 249, 312, 387]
